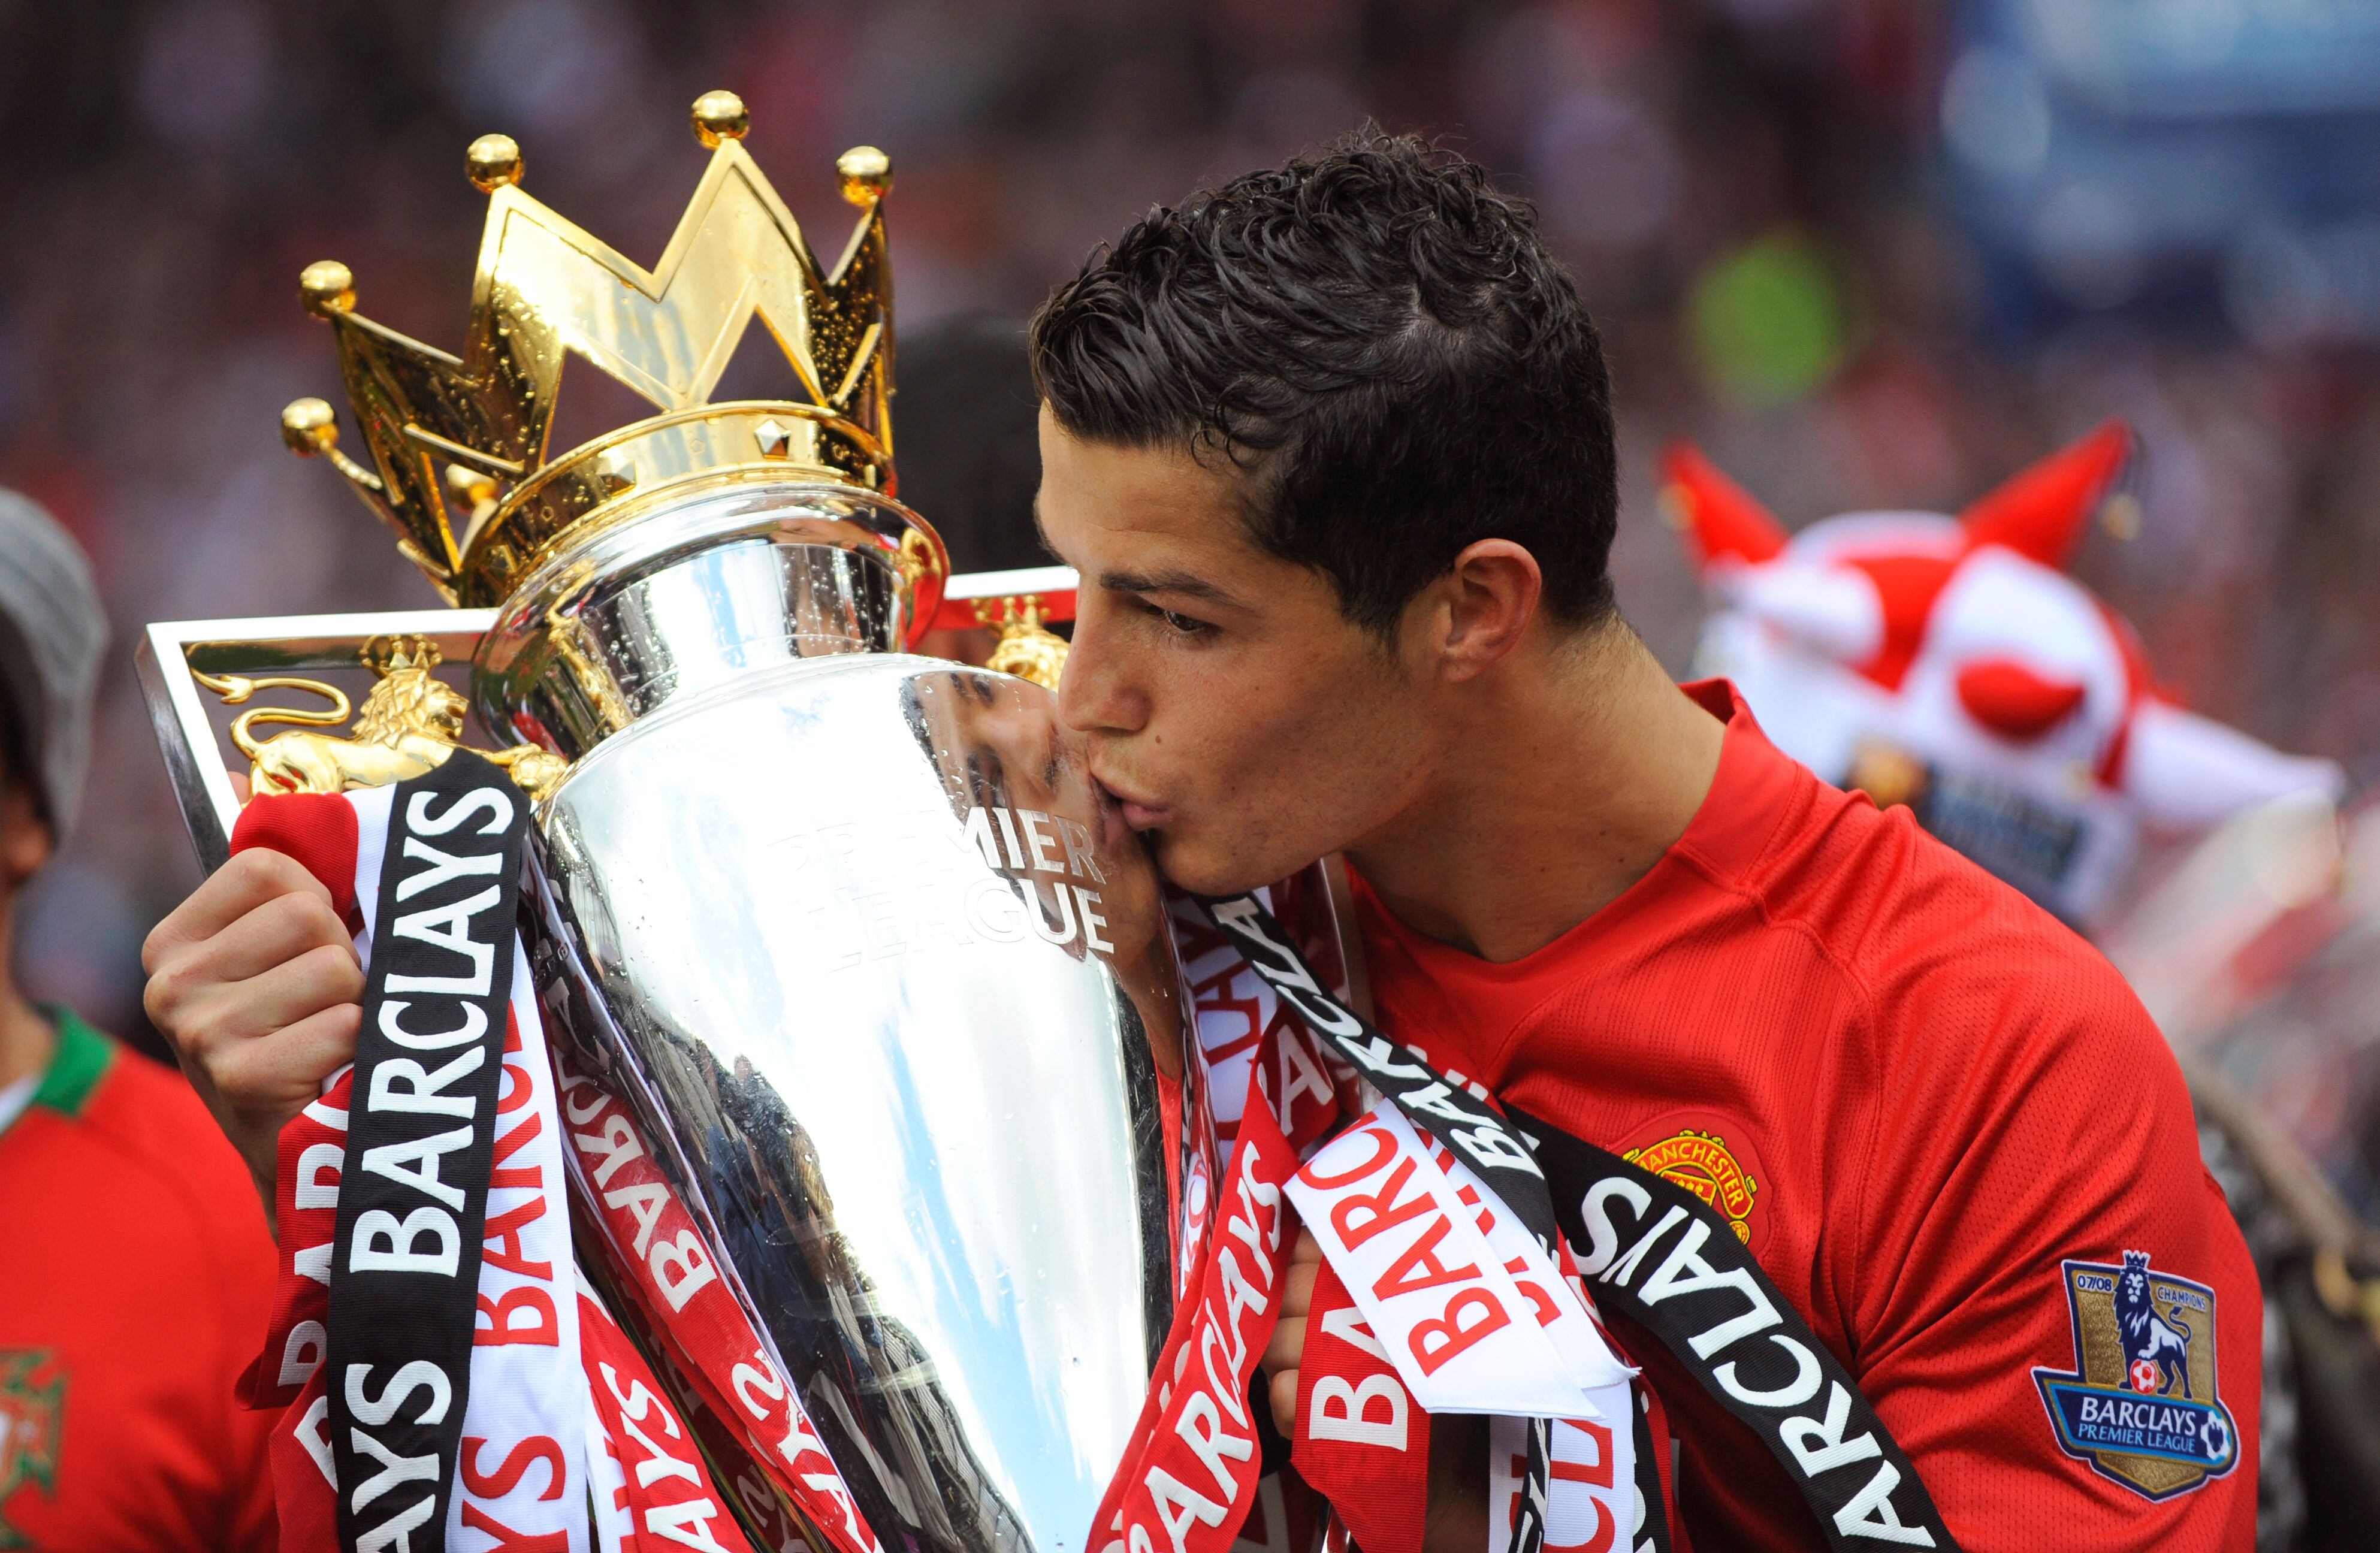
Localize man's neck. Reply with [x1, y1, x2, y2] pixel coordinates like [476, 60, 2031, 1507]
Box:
[1348, 624, 1725, 963]
[0, 905, 52, 1092]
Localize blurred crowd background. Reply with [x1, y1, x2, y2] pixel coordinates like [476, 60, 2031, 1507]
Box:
[5, 0, 2380, 1211]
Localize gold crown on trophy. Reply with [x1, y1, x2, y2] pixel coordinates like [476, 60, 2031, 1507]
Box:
[279, 89, 898, 608]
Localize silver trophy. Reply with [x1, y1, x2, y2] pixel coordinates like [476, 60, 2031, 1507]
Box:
[139, 93, 1204, 1553]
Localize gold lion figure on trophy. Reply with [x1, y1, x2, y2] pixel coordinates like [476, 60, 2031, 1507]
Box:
[197, 635, 568, 801]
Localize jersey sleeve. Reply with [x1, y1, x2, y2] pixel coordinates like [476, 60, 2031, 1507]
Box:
[1844, 938, 2260, 1552]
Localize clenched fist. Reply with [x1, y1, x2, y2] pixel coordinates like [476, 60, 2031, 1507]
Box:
[142, 848, 364, 1226]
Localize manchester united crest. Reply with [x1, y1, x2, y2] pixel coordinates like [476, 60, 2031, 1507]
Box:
[2031, 1253, 2239, 1500]
[1621, 1117, 1763, 1250]
[0, 1351, 63, 1550]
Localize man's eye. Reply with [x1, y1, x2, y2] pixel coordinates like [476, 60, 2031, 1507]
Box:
[1156, 608, 1212, 637]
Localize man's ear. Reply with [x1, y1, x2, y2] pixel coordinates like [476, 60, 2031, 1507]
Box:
[0, 782, 53, 892]
[1432, 539, 1544, 681]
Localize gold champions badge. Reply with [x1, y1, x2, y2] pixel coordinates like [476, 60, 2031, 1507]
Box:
[1623, 1127, 1759, 1244]
[2031, 1252, 2238, 1501]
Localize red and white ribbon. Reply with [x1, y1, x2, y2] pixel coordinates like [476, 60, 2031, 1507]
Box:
[234, 787, 853, 1553]
[1286, 1104, 1626, 1421]
[555, 1059, 877, 1553]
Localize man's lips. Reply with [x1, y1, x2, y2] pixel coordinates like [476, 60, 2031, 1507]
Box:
[1094, 775, 1173, 833]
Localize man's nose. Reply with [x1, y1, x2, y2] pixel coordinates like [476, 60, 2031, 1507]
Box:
[1056, 600, 1147, 736]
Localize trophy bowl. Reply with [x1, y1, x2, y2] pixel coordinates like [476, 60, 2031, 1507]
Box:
[490, 479, 1194, 1553]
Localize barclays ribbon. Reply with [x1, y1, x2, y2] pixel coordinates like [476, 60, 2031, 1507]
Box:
[1195, 890, 1965, 1553]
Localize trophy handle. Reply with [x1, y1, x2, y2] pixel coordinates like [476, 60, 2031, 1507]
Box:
[136, 609, 499, 871]
[135, 567, 1083, 872]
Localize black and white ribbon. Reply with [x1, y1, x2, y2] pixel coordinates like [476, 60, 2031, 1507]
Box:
[1198, 890, 1964, 1553]
[325, 753, 530, 1552]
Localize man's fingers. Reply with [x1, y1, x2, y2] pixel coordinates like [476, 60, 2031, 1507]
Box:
[197, 889, 356, 987]
[1260, 1227, 1327, 1437]
[151, 932, 363, 1062]
[1262, 1313, 1305, 1376]
[1260, 1226, 1322, 1409]
[209, 942, 367, 1048]
[201, 1001, 363, 1120]
[1281, 1255, 1319, 1319]
[143, 848, 332, 969]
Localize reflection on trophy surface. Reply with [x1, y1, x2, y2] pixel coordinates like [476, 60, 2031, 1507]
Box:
[508, 501, 1191, 1553]
[140, 87, 1206, 1553]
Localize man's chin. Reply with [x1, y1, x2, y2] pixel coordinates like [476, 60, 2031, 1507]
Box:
[1144, 830, 1297, 898]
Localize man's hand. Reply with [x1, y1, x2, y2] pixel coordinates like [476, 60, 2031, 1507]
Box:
[1260, 1226, 1325, 1434]
[1258, 1225, 1488, 1553]
[142, 848, 364, 1223]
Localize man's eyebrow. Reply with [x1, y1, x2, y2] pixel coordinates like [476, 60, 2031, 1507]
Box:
[1098, 568, 1244, 608]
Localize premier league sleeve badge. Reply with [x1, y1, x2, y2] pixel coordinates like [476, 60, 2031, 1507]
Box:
[2031, 1251, 2240, 1500]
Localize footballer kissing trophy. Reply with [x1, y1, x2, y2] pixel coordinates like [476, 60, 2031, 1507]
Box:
[138, 92, 1201, 1553]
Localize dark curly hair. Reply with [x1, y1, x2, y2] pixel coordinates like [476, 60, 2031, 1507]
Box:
[1030, 129, 1618, 636]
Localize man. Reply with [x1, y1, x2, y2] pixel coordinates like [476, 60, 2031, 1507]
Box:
[0, 490, 279, 1549]
[145, 135, 2255, 1549]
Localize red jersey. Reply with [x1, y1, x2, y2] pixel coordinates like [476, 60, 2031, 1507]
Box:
[0, 1011, 278, 1550]
[1353, 682, 2257, 1552]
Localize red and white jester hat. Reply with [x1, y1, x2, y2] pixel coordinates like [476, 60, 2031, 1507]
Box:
[1669, 421, 2343, 927]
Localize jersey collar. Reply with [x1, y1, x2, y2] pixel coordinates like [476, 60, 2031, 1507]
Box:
[1668, 678, 1805, 887]
[22, 1007, 113, 1125]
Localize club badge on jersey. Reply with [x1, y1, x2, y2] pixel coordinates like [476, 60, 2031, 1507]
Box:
[2031, 1253, 2240, 1501]
[1615, 1116, 1766, 1255]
